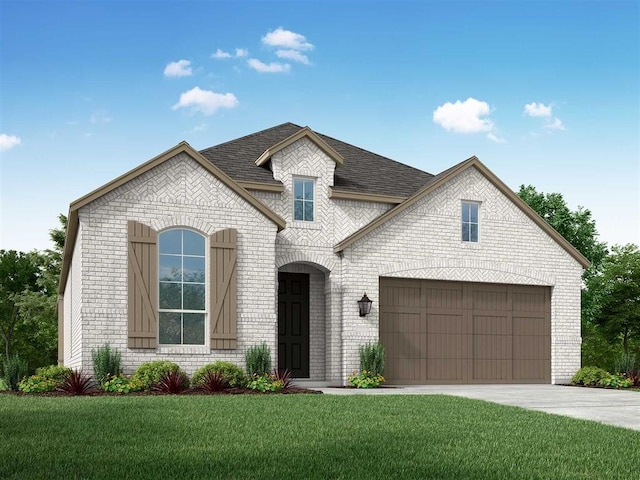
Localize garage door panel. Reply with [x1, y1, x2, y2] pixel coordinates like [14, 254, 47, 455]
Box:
[380, 277, 550, 384]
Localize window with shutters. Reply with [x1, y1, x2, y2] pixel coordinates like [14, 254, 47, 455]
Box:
[158, 229, 206, 345]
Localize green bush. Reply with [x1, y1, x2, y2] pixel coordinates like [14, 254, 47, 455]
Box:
[18, 375, 58, 393]
[247, 374, 283, 392]
[35, 365, 72, 383]
[101, 374, 145, 394]
[92, 343, 122, 385]
[348, 370, 385, 388]
[245, 343, 271, 376]
[0, 377, 10, 391]
[600, 373, 634, 389]
[132, 361, 182, 390]
[192, 361, 247, 387]
[571, 366, 610, 386]
[359, 342, 385, 375]
[3, 354, 28, 390]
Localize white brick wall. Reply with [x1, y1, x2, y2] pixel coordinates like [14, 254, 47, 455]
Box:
[339, 166, 582, 384]
[72, 153, 278, 375]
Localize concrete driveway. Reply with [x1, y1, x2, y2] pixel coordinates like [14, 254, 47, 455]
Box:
[319, 384, 640, 431]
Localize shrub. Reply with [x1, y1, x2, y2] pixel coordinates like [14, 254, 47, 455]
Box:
[192, 361, 247, 388]
[245, 343, 271, 376]
[247, 373, 283, 392]
[571, 366, 610, 386]
[133, 361, 182, 390]
[18, 375, 58, 393]
[613, 352, 638, 375]
[198, 370, 229, 393]
[0, 378, 8, 391]
[153, 370, 190, 394]
[35, 365, 72, 383]
[92, 343, 122, 385]
[273, 369, 294, 389]
[359, 342, 385, 375]
[101, 374, 145, 394]
[348, 370, 385, 388]
[600, 373, 633, 389]
[58, 370, 98, 395]
[3, 354, 28, 390]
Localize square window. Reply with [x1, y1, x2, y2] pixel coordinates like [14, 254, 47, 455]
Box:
[462, 202, 479, 242]
[293, 178, 315, 222]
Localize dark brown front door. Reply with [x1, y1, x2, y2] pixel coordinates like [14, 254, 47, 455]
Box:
[278, 272, 310, 378]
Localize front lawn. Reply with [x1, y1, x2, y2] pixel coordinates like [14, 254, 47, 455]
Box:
[1, 394, 638, 479]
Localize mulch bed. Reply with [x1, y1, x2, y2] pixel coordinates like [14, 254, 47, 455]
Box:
[0, 386, 322, 397]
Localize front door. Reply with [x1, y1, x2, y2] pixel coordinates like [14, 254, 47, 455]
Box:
[278, 272, 310, 378]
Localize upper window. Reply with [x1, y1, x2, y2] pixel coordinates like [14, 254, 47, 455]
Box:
[293, 178, 314, 221]
[158, 229, 206, 345]
[461, 202, 479, 242]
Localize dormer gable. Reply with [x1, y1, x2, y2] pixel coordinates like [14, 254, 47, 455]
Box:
[255, 126, 344, 168]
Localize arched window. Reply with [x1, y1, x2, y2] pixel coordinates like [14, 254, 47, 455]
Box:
[158, 229, 206, 345]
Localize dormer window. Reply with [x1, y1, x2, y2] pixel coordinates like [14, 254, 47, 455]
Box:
[293, 177, 315, 221]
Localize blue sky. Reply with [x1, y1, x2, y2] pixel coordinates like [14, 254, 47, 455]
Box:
[1, 0, 638, 252]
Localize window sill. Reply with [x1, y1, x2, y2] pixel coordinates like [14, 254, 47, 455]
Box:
[158, 346, 210, 355]
[291, 220, 322, 230]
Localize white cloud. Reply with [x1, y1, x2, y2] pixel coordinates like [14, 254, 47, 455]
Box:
[276, 49, 310, 64]
[212, 49, 232, 59]
[172, 87, 238, 115]
[164, 59, 193, 78]
[247, 58, 291, 73]
[235, 48, 248, 58]
[433, 97, 495, 134]
[262, 27, 313, 51]
[90, 110, 112, 124]
[0, 133, 21, 151]
[487, 132, 506, 143]
[524, 102, 552, 118]
[544, 118, 565, 131]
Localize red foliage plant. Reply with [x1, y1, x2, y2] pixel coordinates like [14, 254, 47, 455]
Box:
[199, 370, 230, 393]
[58, 370, 99, 395]
[152, 370, 189, 394]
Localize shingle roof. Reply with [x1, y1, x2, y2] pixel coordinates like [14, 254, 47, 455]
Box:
[199, 122, 434, 198]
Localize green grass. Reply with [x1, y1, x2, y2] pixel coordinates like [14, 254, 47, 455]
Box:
[1, 394, 638, 479]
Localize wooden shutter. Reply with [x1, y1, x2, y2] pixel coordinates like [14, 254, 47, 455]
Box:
[128, 220, 158, 348]
[210, 228, 237, 349]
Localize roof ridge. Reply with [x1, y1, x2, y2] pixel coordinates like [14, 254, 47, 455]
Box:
[199, 122, 302, 153]
[316, 131, 434, 177]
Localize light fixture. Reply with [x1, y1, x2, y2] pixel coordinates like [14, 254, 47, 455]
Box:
[358, 293, 372, 317]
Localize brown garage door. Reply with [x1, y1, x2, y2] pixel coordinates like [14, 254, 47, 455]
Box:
[379, 278, 550, 384]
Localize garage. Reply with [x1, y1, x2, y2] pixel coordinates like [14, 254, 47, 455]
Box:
[379, 278, 551, 384]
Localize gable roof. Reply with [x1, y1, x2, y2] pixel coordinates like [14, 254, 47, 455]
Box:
[199, 122, 433, 199]
[59, 141, 286, 295]
[334, 156, 590, 269]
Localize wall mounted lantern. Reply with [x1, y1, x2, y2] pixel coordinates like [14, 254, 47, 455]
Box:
[358, 293, 373, 317]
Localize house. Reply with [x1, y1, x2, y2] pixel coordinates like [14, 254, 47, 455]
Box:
[58, 122, 588, 385]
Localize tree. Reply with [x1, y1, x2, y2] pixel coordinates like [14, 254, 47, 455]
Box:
[0, 250, 41, 360]
[588, 244, 640, 357]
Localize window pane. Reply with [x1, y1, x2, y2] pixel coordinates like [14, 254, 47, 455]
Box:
[159, 312, 181, 344]
[159, 254, 182, 282]
[462, 223, 470, 242]
[159, 230, 181, 254]
[183, 313, 205, 345]
[293, 179, 303, 200]
[183, 284, 205, 310]
[294, 200, 303, 220]
[183, 230, 205, 256]
[470, 204, 478, 223]
[304, 181, 314, 200]
[183, 256, 205, 283]
[462, 203, 469, 222]
[159, 282, 182, 309]
[470, 224, 479, 242]
[304, 201, 314, 221]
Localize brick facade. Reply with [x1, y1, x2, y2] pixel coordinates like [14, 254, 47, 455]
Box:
[62, 135, 583, 385]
